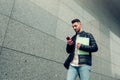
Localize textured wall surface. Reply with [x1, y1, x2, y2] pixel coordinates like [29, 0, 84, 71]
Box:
[0, 0, 120, 80]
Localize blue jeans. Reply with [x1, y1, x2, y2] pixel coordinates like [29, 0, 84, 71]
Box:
[67, 65, 91, 80]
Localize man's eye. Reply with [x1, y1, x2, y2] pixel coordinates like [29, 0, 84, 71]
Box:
[74, 25, 77, 27]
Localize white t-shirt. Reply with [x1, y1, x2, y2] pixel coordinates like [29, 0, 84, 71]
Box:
[70, 34, 80, 66]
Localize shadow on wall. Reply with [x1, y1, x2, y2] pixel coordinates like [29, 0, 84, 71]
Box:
[115, 74, 120, 80]
[74, 0, 120, 38]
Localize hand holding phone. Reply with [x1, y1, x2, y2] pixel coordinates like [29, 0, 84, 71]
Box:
[66, 36, 73, 45]
[66, 36, 71, 40]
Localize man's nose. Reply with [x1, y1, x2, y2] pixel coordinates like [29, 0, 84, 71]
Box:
[73, 27, 76, 29]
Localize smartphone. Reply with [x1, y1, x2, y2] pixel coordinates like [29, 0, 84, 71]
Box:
[66, 36, 71, 40]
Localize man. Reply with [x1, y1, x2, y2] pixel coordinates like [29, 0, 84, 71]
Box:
[64, 19, 98, 80]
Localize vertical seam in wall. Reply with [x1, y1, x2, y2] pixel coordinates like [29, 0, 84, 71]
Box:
[0, 0, 16, 54]
[55, 0, 61, 37]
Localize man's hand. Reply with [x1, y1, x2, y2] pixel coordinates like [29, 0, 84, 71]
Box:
[67, 40, 73, 45]
[76, 43, 81, 49]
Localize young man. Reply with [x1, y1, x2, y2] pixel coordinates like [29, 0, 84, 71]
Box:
[65, 19, 98, 80]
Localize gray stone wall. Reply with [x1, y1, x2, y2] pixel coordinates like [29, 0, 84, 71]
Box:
[0, 0, 120, 80]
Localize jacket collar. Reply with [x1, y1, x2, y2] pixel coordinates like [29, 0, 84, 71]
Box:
[75, 31, 85, 35]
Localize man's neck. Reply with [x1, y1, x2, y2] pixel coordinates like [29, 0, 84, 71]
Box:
[76, 30, 83, 35]
[79, 28, 82, 33]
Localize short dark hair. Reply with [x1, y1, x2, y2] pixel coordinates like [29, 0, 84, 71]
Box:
[71, 19, 81, 24]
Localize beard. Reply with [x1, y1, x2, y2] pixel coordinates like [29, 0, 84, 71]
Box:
[75, 28, 80, 33]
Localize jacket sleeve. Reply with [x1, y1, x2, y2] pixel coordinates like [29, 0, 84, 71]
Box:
[66, 43, 75, 54]
[79, 33, 98, 52]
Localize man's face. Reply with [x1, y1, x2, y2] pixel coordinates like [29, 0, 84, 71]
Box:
[72, 22, 81, 32]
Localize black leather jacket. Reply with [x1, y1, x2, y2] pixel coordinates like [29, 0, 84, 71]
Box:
[66, 31, 98, 68]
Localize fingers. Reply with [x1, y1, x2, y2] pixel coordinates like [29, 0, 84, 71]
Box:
[67, 40, 73, 45]
[76, 43, 80, 49]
